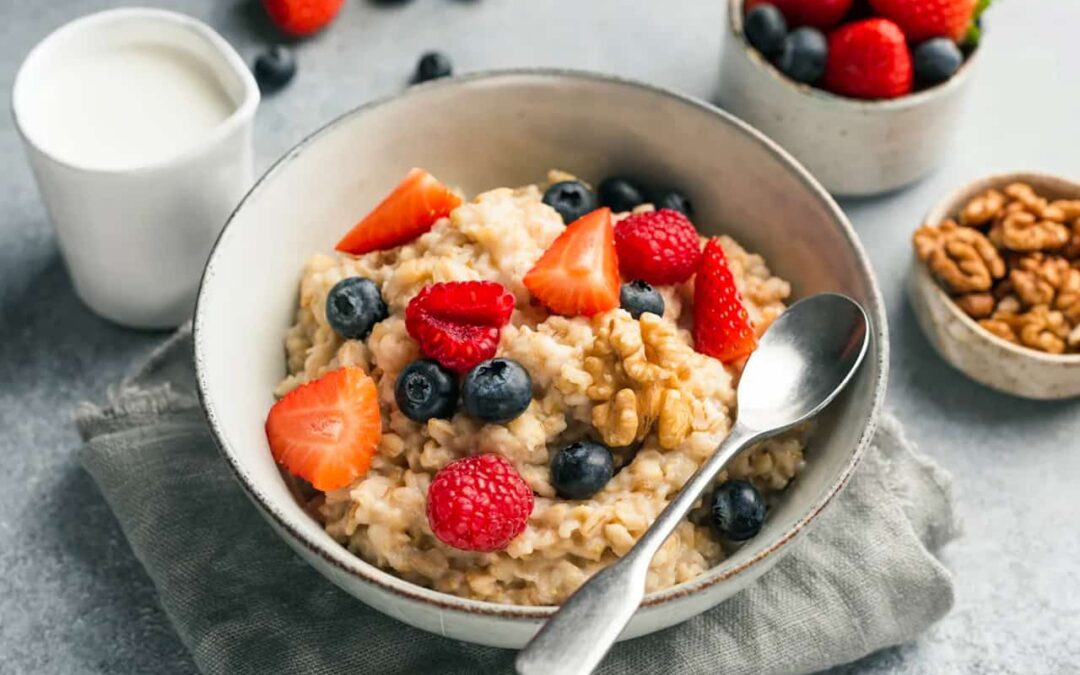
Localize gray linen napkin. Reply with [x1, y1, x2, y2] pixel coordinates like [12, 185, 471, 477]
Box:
[76, 325, 960, 675]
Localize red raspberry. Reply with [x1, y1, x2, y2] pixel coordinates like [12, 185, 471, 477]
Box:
[693, 239, 758, 363]
[426, 454, 534, 552]
[614, 209, 703, 286]
[405, 281, 515, 373]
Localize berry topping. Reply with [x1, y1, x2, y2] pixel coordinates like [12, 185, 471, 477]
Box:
[745, 4, 789, 58]
[265, 367, 381, 492]
[619, 280, 665, 319]
[746, 0, 853, 30]
[427, 454, 534, 552]
[415, 51, 452, 83]
[550, 441, 615, 500]
[262, 0, 344, 37]
[253, 46, 297, 92]
[325, 277, 388, 340]
[394, 360, 459, 423]
[462, 358, 533, 423]
[693, 239, 758, 363]
[336, 168, 462, 255]
[405, 281, 515, 373]
[869, 0, 977, 43]
[614, 209, 703, 286]
[542, 180, 598, 224]
[523, 207, 620, 317]
[823, 19, 914, 100]
[597, 177, 647, 214]
[776, 27, 828, 85]
[912, 37, 964, 86]
[711, 480, 767, 541]
[650, 189, 693, 217]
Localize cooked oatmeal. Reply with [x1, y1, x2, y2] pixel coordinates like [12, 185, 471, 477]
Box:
[275, 179, 802, 605]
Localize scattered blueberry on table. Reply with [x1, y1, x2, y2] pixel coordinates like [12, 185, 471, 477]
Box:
[253, 45, 297, 92]
[551, 440, 615, 499]
[542, 180, 598, 224]
[395, 360, 459, 422]
[415, 51, 453, 83]
[619, 280, 665, 319]
[325, 276, 388, 340]
[711, 480, 767, 541]
[462, 358, 533, 423]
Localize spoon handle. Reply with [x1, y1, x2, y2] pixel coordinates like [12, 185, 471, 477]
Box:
[515, 423, 760, 675]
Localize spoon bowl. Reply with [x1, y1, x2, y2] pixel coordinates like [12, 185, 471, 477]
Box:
[738, 293, 870, 432]
[517, 293, 870, 675]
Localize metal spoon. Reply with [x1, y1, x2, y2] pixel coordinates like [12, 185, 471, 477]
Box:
[515, 292, 870, 675]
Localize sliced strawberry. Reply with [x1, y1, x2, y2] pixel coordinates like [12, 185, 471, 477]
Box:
[336, 168, 462, 255]
[523, 208, 620, 317]
[693, 239, 758, 363]
[405, 281, 516, 373]
[265, 367, 382, 491]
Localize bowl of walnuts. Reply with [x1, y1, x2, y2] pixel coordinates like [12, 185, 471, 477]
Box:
[909, 172, 1080, 399]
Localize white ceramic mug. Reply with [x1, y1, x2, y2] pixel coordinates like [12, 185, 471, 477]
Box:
[12, 9, 259, 329]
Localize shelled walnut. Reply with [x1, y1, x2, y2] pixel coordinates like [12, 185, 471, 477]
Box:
[584, 312, 694, 449]
[914, 181, 1080, 355]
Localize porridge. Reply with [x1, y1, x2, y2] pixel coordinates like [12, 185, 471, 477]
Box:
[265, 169, 804, 606]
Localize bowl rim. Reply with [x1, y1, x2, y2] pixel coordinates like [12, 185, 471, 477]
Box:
[193, 67, 889, 620]
[920, 170, 1080, 364]
[726, 0, 981, 111]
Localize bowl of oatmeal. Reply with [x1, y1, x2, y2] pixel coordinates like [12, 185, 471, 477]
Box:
[194, 70, 887, 647]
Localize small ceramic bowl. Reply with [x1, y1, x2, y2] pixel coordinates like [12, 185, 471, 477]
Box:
[908, 172, 1080, 399]
[194, 70, 888, 648]
[718, 0, 981, 197]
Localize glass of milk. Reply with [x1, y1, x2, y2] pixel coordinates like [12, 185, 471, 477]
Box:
[12, 9, 259, 329]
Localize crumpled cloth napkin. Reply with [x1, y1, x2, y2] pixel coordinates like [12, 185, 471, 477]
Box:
[76, 325, 960, 675]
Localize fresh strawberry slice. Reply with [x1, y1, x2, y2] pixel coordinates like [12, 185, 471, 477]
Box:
[693, 239, 758, 363]
[336, 168, 462, 255]
[823, 19, 913, 100]
[523, 208, 620, 317]
[265, 367, 382, 491]
[405, 281, 516, 373]
[869, 0, 977, 43]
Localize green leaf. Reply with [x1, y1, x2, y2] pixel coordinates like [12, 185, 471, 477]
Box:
[963, 0, 994, 49]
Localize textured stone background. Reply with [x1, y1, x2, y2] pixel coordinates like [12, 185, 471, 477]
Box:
[1, 1, 1078, 673]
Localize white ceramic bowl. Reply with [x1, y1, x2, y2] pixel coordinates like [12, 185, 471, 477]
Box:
[194, 70, 888, 648]
[908, 172, 1080, 399]
[718, 0, 980, 197]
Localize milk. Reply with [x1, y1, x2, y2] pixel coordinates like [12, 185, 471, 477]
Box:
[23, 42, 236, 170]
[13, 8, 259, 328]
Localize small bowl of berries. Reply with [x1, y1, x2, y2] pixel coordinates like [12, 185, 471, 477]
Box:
[719, 0, 990, 197]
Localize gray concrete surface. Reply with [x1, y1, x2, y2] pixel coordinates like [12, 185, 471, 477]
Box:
[1, 1, 1078, 673]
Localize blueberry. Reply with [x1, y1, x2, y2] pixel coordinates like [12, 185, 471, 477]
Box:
[551, 441, 615, 500]
[744, 4, 788, 59]
[462, 358, 532, 423]
[253, 46, 296, 92]
[395, 360, 459, 423]
[651, 189, 693, 217]
[325, 277, 388, 340]
[913, 38, 963, 87]
[711, 480, 766, 541]
[542, 180, 598, 224]
[620, 280, 665, 319]
[415, 51, 452, 83]
[597, 177, 646, 213]
[775, 27, 827, 85]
